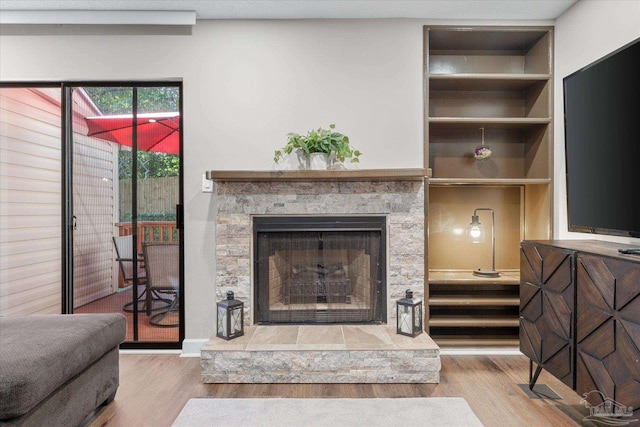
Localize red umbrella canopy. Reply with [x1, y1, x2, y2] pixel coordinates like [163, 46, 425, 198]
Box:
[85, 112, 180, 154]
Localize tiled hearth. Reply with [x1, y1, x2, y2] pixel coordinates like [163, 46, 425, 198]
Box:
[201, 325, 440, 383]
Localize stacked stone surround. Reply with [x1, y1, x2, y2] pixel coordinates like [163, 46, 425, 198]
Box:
[202, 348, 440, 383]
[214, 180, 425, 324]
[201, 325, 440, 384]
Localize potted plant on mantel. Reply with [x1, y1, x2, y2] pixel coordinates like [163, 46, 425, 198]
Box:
[274, 124, 362, 170]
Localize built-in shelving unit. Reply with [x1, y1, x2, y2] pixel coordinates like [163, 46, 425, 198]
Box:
[428, 269, 521, 345]
[425, 26, 554, 346]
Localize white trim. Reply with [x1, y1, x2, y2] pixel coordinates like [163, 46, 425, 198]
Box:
[180, 338, 208, 357]
[0, 10, 196, 26]
[119, 349, 182, 355]
[440, 347, 522, 356]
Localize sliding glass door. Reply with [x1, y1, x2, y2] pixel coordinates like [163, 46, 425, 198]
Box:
[70, 84, 183, 347]
[0, 81, 183, 348]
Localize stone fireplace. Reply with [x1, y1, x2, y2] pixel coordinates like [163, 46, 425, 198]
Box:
[203, 175, 439, 384]
[214, 179, 425, 326]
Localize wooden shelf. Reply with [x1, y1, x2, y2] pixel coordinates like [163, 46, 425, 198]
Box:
[428, 178, 551, 186]
[429, 269, 520, 285]
[205, 168, 426, 182]
[429, 296, 520, 306]
[427, 268, 521, 337]
[429, 73, 550, 91]
[429, 316, 520, 328]
[429, 28, 550, 52]
[429, 117, 551, 129]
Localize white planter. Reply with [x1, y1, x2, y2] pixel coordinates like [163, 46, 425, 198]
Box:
[296, 149, 311, 170]
[281, 150, 309, 170]
[309, 153, 329, 170]
[280, 151, 303, 170]
[277, 149, 310, 170]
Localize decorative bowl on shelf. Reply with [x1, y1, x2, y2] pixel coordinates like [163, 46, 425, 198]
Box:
[473, 144, 492, 160]
[473, 127, 492, 160]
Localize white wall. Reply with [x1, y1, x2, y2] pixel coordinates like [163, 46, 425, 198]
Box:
[554, 1, 640, 243]
[0, 18, 552, 343]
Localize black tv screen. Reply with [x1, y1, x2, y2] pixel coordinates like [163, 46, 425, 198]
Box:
[563, 38, 640, 238]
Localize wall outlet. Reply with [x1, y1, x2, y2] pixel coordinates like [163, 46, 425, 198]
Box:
[202, 173, 214, 193]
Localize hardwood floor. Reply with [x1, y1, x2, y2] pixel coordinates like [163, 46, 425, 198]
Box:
[89, 354, 590, 427]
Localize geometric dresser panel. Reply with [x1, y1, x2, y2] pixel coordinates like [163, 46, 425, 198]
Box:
[520, 243, 575, 388]
[576, 254, 640, 409]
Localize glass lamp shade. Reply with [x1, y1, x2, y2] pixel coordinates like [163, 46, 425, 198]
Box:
[216, 291, 244, 340]
[467, 215, 485, 243]
[396, 289, 423, 337]
[468, 208, 499, 278]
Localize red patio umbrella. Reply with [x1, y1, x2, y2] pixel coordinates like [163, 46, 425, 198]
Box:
[85, 112, 180, 154]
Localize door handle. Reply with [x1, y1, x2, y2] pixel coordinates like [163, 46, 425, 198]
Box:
[176, 204, 183, 229]
[72, 215, 77, 230]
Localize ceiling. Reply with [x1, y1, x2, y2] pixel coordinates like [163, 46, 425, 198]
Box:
[0, 0, 577, 21]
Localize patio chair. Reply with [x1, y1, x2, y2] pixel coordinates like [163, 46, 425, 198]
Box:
[113, 235, 172, 313]
[113, 235, 147, 312]
[143, 242, 179, 327]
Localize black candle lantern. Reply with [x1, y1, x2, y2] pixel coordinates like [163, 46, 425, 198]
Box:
[216, 291, 244, 340]
[396, 289, 423, 337]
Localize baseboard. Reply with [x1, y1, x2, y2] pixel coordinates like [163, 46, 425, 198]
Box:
[180, 338, 208, 357]
[440, 347, 522, 356]
[120, 349, 181, 355]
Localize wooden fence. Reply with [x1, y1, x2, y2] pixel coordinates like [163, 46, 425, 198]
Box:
[116, 221, 179, 254]
[119, 176, 179, 218]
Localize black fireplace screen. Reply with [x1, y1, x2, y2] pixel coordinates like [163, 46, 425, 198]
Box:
[254, 217, 386, 324]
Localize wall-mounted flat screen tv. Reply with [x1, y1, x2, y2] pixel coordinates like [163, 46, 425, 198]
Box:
[564, 38, 640, 238]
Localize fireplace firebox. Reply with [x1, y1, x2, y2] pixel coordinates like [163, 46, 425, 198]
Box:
[254, 216, 386, 324]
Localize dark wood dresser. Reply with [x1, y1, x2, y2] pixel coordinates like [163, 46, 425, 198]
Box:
[520, 240, 640, 408]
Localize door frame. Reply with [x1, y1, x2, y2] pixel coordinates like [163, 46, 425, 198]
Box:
[0, 80, 185, 349]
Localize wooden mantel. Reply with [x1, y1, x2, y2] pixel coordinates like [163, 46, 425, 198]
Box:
[205, 168, 426, 182]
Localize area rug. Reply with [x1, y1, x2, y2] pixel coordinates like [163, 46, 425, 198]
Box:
[172, 398, 484, 426]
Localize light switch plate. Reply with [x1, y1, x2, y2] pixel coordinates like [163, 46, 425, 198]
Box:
[202, 173, 214, 193]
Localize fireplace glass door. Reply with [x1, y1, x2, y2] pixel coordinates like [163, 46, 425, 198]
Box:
[254, 217, 386, 324]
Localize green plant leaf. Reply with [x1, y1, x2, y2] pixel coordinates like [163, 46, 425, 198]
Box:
[274, 124, 361, 165]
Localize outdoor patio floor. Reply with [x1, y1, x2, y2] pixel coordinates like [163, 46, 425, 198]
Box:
[75, 286, 179, 343]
